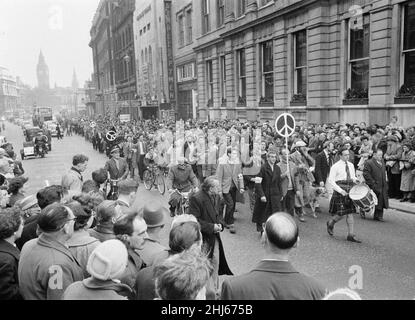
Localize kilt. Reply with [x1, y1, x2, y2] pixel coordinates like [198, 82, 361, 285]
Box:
[329, 180, 356, 216]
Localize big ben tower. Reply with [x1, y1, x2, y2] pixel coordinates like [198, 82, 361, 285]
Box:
[37, 50, 50, 89]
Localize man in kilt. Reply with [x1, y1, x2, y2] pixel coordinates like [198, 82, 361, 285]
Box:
[326, 146, 361, 243]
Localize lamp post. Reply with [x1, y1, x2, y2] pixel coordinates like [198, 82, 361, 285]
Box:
[124, 54, 131, 120]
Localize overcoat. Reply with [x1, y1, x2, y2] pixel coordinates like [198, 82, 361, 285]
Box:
[188, 190, 233, 276]
[363, 158, 389, 210]
[252, 162, 283, 225]
[0, 239, 22, 300]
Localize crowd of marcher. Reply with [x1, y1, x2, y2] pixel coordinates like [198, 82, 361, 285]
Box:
[1, 113, 415, 300]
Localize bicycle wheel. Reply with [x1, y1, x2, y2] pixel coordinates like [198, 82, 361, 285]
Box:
[156, 173, 166, 195]
[143, 170, 154, 190]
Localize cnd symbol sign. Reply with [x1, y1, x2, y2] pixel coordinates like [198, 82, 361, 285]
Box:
[275, 113, 296, 138]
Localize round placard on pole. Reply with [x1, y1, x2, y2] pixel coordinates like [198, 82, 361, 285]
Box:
[275, 113, 296, 138]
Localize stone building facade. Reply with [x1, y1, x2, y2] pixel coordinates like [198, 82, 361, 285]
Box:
[89, 0, 117, 116]
[133, 0, 176, 120]
[193, 0, 415, 127]
[172, 0, 198, 120]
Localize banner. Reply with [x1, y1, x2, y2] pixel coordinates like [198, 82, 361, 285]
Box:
[119, 114, 131, 123]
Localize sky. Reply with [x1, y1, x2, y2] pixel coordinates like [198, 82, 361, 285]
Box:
[0, 0, 101, 88]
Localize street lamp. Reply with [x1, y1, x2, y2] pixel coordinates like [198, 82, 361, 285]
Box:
[124, 54, 131, 120]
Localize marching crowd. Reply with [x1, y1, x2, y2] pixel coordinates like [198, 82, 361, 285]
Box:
[1, 113, 415, 300]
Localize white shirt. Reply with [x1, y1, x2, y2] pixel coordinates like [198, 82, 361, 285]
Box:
[328, 160, 357, 193]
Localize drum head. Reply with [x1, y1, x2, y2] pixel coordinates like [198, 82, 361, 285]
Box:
[349, 184, 369, 200]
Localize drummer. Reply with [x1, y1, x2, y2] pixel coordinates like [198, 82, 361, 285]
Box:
[326, 146, 361, 243]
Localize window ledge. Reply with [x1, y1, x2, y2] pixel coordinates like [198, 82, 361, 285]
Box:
[342, 98, 368, 105]
[394, 96, 415, 104]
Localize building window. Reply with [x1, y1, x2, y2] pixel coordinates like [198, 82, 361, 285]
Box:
[237, 0, 246, 18]
[220, 56, 226, 101]
[143, 26, 146, 33]
[347, 15, 370, 97]
[141, 50, 144, 65]
[178, 15, 185, 47]
[186, 10, 192, 44]
[217, 0, 224, 27]
[401, 2, 415, 90]
[145, 48, 148, 64]
[237, 49, 246, 100]
[202, 0, 210, 34]
[147, 23, 150, 31]
[261, 40, 274, 101]
[177, 63, 195, 83]
[149, 46, 152, 67]
[206, 60, 213, 102]
[140, 29, 142, 36]
[294, 30, 307, 98]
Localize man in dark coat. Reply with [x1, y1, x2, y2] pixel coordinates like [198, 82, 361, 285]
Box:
[188, 176, 233, 300]
[252, 149, 283, 233]
[314, 141, 334, 188]
[363, 148, 389, 222]
[0, 207, 24, 300]
[221, 212, 327, 300]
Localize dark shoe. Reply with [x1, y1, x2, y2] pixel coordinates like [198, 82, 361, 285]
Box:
[315, 207, 322, 213]
[229, 224, 236, 234]
[326, 221, 334, 236]
[374, 217, 385, 222]
[347, 235, 362, 243]
[400, 198, 408, 202]
[224, 223, 230, 229]
[410, 199, 415, 203]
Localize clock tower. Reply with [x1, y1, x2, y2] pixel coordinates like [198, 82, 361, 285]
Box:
[37, 50, 50, 90]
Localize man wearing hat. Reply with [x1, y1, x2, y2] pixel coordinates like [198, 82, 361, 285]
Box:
[137, 203, 168, 266]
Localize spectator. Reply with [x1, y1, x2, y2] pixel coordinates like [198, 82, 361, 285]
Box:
[61, 154, 89, 195]
[154, 248, 212, 300]
[221, 212, 327, 300]
[0, 207, 24, 300]
[88, 200, 121, 242]
[137, 203, 168, 266]
[135, 220, 203, 300]
[63, 239, 132, 300]
[116, 179, 138, 211]
[15, 185, 63, 250]
[113, 211, 147, 296]
[16, 194, 41, 220]
[66, 200, 100, 277]
[7, 176, 29, 207]
[18, 203, 84, 300]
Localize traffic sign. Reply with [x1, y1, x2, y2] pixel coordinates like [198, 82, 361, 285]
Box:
[275, 113, 296, 138]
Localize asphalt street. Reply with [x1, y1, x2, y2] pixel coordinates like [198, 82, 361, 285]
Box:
[4, 122, 415, 300]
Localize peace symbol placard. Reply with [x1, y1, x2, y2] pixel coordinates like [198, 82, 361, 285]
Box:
[106, 131, 117, 142]
[275, 113, 296, 138]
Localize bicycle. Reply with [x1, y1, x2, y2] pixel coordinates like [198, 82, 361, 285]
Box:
[143, 164, 168, 195]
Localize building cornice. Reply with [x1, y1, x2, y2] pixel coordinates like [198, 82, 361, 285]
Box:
[219, 0, 317, 39]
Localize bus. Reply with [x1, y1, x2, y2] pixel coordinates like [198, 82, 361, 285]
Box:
[33, 106, 53, 127]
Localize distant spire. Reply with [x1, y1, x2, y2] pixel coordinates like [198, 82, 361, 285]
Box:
[37, 49, 50, 89]
[72, 68, 79, 89]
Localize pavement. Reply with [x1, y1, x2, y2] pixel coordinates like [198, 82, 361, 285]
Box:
[4, 121, 415, 299]
[389, 199, 415, 214]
